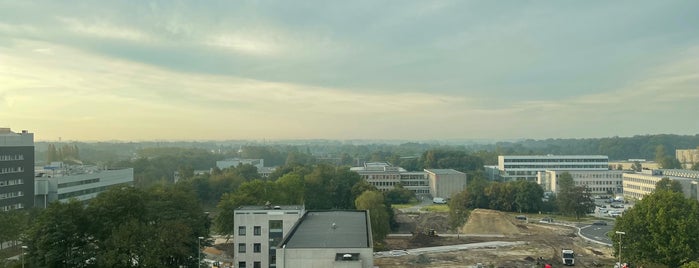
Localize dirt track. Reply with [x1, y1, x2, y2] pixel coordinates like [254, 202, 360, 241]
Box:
[377, 209, 615, 268]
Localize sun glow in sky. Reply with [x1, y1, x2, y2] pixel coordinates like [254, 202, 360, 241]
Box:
[1, 1, 698, 141]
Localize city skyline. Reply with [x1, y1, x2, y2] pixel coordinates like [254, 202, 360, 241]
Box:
[1, 1, 698, 141]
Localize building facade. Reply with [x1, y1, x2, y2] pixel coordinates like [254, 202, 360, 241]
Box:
[34, 165, 134, 208]
[0, 128, 34, 211]
[216, 158, 264, 170]
[234, 205, 305, 268]
[277, 210, 373, 268]
[676, 149, 699, 169]
[350, 162, 429, 195]
[537, 170, 624, 194]
[495, 155, 609, 181]
[623, 169, 699, 201]
[424, 169, 467, 199]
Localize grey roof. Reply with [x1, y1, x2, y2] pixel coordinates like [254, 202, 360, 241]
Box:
[425, 169, 464, 175]
[236, 205, 304, 211]
[282, 211, 370, 248]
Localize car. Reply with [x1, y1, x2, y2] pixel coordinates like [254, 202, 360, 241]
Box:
[592, 221, 607, 226]
[515, 215, 527, 221]
[539, 217, 554, 223]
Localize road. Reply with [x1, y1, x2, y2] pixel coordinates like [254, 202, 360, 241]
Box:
[375, 241, 526, 258]
[578, 223, 614, 246]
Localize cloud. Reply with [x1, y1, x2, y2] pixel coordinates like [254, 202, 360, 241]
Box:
[57, 17, 152, 42]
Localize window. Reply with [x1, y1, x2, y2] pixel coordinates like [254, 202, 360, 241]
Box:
[238, 243, 246, 253]
[253, 226, 261, 236]
[253, 261, 261, 268]
[238, 262, 246, 268]
[238, 226, 246, 236]
[253, 243, 261, 253]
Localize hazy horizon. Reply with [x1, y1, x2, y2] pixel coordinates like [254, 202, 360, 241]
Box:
[2, 1, 698, 141]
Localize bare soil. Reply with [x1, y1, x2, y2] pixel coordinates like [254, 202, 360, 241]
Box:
[377, 209, 616, 268]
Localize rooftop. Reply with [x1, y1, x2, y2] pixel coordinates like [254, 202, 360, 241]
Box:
[281, 210, 370, 249]
[0, 128, 33, 146]
[424, 169, 464, 175]
[236, 205, 304, 211]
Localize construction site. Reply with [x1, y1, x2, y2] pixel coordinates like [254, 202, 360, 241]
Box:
[375, 208, 617, 268]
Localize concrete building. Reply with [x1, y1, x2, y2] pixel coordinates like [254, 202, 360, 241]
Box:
[216, 158, 264, 170]
[676, 149, 699, 169]
[492, 155, 609, 181]
[623, 169, 699, 201]
[0, 128, 34, 211]
[537, 170, 624, 194]
[424, 169, 467, 199]
[234, 205, 305, 268]
[350, 162, 429, 195]
[34, 165, 134, 208]
[607, 159, 660, 171]
[277, 210, 373, 268]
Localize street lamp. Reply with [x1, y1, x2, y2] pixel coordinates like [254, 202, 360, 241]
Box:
[197, 236, 204, 268]
[21, 245, 27, 268]
[616, 231, 625, 267]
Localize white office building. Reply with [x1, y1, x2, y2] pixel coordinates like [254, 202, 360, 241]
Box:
[623, 169, 699, 201]
[34, 165, 134, 208]
[233, 205, 305, 268]
[494, 155, 609, 181]
[350, 162, 430, 195]
[216, 158, 264, 170]
[537, 170, 624, 194]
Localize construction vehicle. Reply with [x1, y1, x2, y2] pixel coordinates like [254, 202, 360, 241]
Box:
[562, 249, 575, 266]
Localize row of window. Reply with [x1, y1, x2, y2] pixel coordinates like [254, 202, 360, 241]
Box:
[0, 191, 23, 200]
[559, 174, 622, 179]
[504, 159, 606, 163]
[574, 181, 621, 185]
[239, 226, 262, 236]
[238, 243, 262, 253]
[0, 167, 24, 174]
[505, 165, 608, 169]
[0, 179, 24, 187]
[57, 183, 129, 200]
[0, 155, 24, 161]
[237, 261, 261, 268]
[58, 178, 100, 188]
[1, 203, 24, 211]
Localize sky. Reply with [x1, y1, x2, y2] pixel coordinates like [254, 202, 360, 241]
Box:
[1, 1, 698, 141]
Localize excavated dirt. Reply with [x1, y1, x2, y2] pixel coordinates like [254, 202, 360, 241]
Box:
[378, 209, 616, 268]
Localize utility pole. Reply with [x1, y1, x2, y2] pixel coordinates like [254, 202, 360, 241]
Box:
[615, 231, 625, 267]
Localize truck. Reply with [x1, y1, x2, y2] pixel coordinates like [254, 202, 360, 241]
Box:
[432, 197, 447, 204]
[562, 249, 575, 266]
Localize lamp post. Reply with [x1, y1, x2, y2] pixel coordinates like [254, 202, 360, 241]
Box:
[21, 245, 27, 268]
[197, 236, 204, 268]
[616, 231, 625, 267]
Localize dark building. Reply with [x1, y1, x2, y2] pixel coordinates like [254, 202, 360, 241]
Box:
[0, 128, 34, 210]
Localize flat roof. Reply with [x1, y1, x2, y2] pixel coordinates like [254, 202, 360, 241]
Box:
[424, 169, 464, 175]
[281, 211, 370, 248]
[236, 205, 304, 211]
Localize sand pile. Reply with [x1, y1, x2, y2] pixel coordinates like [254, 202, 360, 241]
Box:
[461, 209, 523, 235]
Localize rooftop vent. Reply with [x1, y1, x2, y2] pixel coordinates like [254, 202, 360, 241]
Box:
[273, 205, 281, 209]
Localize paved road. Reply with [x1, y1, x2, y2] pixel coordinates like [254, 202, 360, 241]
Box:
[375, 241, 526, 258]
[579, 223, 614, 246]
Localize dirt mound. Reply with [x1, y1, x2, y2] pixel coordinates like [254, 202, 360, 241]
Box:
[461, 209, 523, 235]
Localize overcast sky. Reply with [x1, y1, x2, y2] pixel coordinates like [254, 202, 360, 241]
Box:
[1, 1, 698, 141]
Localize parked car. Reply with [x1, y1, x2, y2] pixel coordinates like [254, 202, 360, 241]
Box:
[515, 215, 527, 221]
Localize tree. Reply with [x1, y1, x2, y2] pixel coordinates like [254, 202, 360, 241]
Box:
[354, 191, 390, 243]
[384, 184, 415, 204]
[655, 177, 683, 193]
[448, 190, 470, 235]
[556, 172, 595, 219]
[613, 190, 699, 267]
[693, 162, 699, 171]
[512, 180, 544, 213]
[631, 161, 643, 172]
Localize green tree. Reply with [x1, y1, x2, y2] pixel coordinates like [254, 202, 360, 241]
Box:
[692, 162, 699, 171]
[384, 184, 415, 204]
[513, 180, 544, 213]
[556, 172, 595, 219]
[613, 190, 699, 267]
[682, 261, 699, 268]
[655, 177, 683, 193]
[631, 161, 643, 172]
[448, 190, 470, 235]
[354, 191, 390, 243]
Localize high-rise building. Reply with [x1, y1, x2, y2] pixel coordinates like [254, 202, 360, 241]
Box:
[0, 128, 34, 211]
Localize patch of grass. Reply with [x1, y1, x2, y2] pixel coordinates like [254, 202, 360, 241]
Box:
[421, 204, 450, 212]
[391, 203, 415, 209]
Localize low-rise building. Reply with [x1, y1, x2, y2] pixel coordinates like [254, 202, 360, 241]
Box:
[350, 162, 429, 195]
[623, 169, 699, 201]
[217, 158, 264, 170]
[233, 205, 305, 268]
[537, 170, 624, 194]
[676, 149, 699, 169]
[424, 169, 467, 199]
[34, 165, 134, 208]
[494, 155, 609, 181]
[277, 210, 373, 268]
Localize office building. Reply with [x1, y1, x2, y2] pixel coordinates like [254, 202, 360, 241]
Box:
[234, 205, 305, 268]
[216, 158, 264, 170]
[0, 128, 34, 211]
[676, 149, 699, 169]
[34, 164, 134, 208]
[424, 169, 467, 199]
[493, 155, 609, 181]
[537, 170, 624, 194]
[623, 169, 699, 201]
[350, 162, 429, 195]
[277, 210, 373, 268]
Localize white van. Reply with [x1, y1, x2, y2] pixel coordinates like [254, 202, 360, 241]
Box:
[433, 197, 447, 204]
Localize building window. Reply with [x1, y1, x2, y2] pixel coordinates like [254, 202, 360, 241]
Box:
[253, 243, 261, 253]
[238, 243, 246, 253]
[238, 261, 246, 268]
[238, 226, 246, 236]
[253, 261, 261, 268]
[254, 226, 261, 236]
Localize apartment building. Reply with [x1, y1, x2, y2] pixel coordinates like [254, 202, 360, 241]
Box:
[0, 128, 34, 211]
[676, 149, 699, 169]
[277, 210, 373, 268]
[233, 205, 305, 268]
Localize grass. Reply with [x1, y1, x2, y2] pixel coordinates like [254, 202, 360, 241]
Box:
[421, 204, 450, 212]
